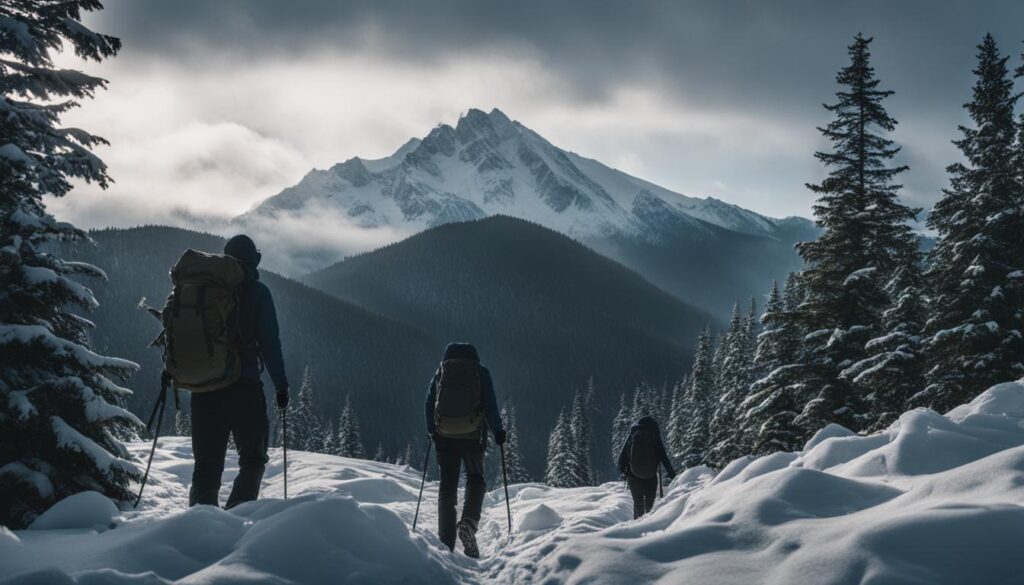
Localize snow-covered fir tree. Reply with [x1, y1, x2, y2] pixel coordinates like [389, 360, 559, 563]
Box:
[665, 377, 689, 463]
[373, 442, 386, 463]
[708, 301, 757, 468]
[0, 1, 143, 529]
[321, 418, 340, 455]
[544, 409, 576, 488]
[337, 394, 364, 459]
[793, 33, 920, 437]
[844, 262, 926, 431]
[611, 393, 632, 465]
[920, 34, 1024, 412]
[739, 281, 805, 455]
[567, 382, 594, 486]
[174, 403, 191, 437]
[289, 365, 324, 452]
[500, 401, 530, 484]
[403, 442, 416, 470]
[679, 325, 715, 468]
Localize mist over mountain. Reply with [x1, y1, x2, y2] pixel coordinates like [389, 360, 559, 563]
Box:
[240, 108, 816, 315]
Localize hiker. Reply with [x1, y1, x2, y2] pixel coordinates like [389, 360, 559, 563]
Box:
[185, 235, 290, 508]
[425, 343, 506, 559]
[618, 416, 675, 519]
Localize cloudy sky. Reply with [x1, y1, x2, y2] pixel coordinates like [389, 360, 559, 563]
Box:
[49, 0, 1024, 229]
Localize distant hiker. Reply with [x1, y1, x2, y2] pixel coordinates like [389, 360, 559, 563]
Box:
[618, 416, 675, 519]
[164, 234, 290, 509]
[425, 343, 506, 559]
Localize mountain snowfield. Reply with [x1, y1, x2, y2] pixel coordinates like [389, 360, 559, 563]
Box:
[3, 380, 1023, 584]
[240, 108, 806, 246]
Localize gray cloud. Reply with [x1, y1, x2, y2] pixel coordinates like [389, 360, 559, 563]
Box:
[62, 0, 1024, 231]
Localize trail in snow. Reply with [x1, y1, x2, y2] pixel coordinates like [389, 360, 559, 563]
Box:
[3, 380, 1024, 584]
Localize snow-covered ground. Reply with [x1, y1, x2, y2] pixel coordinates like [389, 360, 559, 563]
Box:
[3, 380, 1024, 584]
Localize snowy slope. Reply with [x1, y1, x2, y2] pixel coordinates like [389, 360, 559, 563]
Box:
[6, 380, 1023, 584]
[239, 108, 806, 244]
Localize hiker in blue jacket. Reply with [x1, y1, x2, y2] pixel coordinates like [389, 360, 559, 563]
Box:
[189, 234, 290, 509]
[425, 343, 505, 558]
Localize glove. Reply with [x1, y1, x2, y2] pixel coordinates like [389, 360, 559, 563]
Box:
[494, 429, 507, 446]
[275, 387, 289, 410]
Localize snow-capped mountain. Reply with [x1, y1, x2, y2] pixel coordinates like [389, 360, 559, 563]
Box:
[240, 108, 808, 244]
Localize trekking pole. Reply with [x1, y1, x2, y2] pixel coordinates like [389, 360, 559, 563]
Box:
[412, 437, 432, 531]
[281, 407, 288, 500]
[499, 443, 512, 535]
[135, 371, 170, 508]
[658, 467, 664, 499]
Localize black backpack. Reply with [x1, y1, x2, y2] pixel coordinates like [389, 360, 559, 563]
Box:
[629, 426, 659, 479]
[433, 358, 483, 437]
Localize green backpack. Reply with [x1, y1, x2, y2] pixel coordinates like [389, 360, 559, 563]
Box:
[161, 249, 247, 392]
[434, 358, 484, 437]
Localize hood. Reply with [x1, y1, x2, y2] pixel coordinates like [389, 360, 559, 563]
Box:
[631, 416, 659, 432]
[443, 342, 480, 362]
[224, 234, 261, 280]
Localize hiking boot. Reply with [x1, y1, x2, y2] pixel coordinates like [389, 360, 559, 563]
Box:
[457, 519, 480, 559]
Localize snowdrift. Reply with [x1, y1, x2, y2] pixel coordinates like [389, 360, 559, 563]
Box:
[2, 380, 1023, 584]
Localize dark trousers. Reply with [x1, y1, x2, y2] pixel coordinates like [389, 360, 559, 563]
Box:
[189, 377, 269, 509]
[627, 474, 658, 519]
[435, 435, 486, 550]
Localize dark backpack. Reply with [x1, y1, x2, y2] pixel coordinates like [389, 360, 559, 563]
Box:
[161, 249, 246, 392]
[629, 426, 659, 479]
[434, 358, 483, 437]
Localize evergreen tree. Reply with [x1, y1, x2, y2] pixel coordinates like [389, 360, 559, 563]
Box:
[793, 34, 919, 437]
[567, 382, 594, 486]
[665, 378, 689, 463]
[708, 301, 757, 468]
[0, 1, 140, 528]
[403, 442, 417, 470]
[544, 409, 576, 487]
[611, 393, 632, 466]
[783, 272, 806, 314]
[321, 418, 340, 455]
[175, 403, 192, 437]
[373, 442, 386, 463]
[337, 394, 364, 459]
[920, 34, 1024, 411]
[289, 365, 323, 451]
[740, 281, 806, 454]
[845, 262, 926, 430]
[680, 325, 715, 467]
[499, 402, 530, 484]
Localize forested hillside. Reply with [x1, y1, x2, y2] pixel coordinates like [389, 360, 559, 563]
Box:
[305, 215, 712, 477]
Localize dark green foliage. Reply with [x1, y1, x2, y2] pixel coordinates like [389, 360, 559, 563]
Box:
[306, 215, 709, 478]
[0, 0, 139, 528]
[846, 263, 926, 431]
[707, 299, 758, 467]
[792, 34, 919, 438]
[679, 325, 715, 468]
[922, 34, 1024, 412]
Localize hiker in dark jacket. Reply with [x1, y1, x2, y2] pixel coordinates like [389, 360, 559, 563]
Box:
[618, 416, 676, 519]
[189, 234, 290, 509]
[425, 343, 505, 559]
